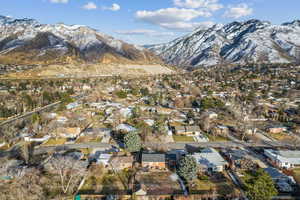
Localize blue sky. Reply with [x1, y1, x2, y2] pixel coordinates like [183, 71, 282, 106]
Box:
[1, 0, 300, 45]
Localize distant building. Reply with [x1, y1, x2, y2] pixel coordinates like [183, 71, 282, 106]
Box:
[193, 148, 227, 172]
[185, 126, 201, 135]
[267, 126, 287, 134]
[66, 102, 79, 110]
[264, 149, 300, 169]
[116, 124, 137, 133]
[96, 154, 112, 166]
[56, 127, 81, 138]
[141, 154, 166, 170]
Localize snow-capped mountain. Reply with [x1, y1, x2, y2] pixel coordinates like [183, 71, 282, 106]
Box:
[0, 16, 160, 65]
[146, 19, 300, 68]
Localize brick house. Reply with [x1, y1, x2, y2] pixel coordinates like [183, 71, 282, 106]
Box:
[141, 154, 166, 170]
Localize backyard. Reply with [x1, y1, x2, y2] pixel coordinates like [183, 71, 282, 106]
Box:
[79, 165, 134, 195]
[136, 171, 183, 195]
[189, 173, 238, 197]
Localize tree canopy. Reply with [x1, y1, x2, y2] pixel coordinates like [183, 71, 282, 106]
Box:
[244, 169, 278, 200]
[124, 131, 142, 153]
[177, 155, 197, 182]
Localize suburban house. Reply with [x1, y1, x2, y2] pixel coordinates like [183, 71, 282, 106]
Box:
[110, 156, 134, 170]
[264, 149, 300, 169]
[141, 154, 166, 170]
[173, 126, 186, 135]
[185, 126, 201, 135]
[173, 125, 201, 136]
[193, 148, 228, 172]
[66, 102, 80, 110]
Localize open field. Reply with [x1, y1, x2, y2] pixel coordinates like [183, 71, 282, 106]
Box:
[1, 64, 175, 79]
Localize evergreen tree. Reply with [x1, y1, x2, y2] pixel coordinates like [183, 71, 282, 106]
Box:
[178, 155, 197, 182]
[124, 131, 141, 153]
[245, 169, 278, 200]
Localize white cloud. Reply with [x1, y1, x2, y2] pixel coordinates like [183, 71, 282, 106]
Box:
[174, 0, 223, 11]
[83, 2, 97, 10]
[135, 7, 213, 31]
[103, 3, 121, 11]
[49, 0, 68, 3]
[115, 29, 175, 37]
[224, 3, 253, 19]
[136, 7, 210, 23]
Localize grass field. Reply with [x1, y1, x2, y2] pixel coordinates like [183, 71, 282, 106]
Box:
[173, 135, 195, 142]
[42, 138, 67, 146]
[204, 133, 228, 142]
[75, 136, 102, 144]
[270, 132, 294, 141]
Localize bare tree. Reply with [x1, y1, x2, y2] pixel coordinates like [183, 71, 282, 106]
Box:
[46, 156, 87, 194]
[0, 167, 45, 200]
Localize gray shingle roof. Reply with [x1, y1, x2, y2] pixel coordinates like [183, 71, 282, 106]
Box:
[142, 154, 165, 162]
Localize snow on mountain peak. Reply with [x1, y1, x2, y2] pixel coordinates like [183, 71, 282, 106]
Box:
[146, 19, 300, 68]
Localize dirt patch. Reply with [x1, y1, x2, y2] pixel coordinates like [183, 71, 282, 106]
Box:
[1, 64, 175, 79]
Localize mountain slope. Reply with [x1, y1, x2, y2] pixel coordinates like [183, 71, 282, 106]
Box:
[0, 16, 161, 65]
[147, 19, 300, 68]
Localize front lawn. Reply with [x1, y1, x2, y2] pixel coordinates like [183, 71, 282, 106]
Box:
[75, 136, 102, 144]
[203, 133, 228, 142]
[41, 138, 67, 146]
[173, 135, 195, 142]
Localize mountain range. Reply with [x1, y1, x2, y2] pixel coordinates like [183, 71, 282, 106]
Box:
[146, 19, 300, 68]
[0, 16, 161, 65]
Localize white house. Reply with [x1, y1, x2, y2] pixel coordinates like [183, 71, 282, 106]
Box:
[96, 154, 112, 166]
[193, 148, 227, 172]
[116, 124, 137, 132]
[264, 149, 300, 169]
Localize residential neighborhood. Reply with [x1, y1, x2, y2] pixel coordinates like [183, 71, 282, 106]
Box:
[0, 63, 299, 200]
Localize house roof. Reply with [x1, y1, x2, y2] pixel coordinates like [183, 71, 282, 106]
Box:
[185, 126, 201, 132]
[265, 149, 300, 164]
[264, 167, 289, 180]
[142, 154, 165, 163]
[174, 126, 186, 131]
[110, 156, 134, 164]
[193, 148, 227, 167]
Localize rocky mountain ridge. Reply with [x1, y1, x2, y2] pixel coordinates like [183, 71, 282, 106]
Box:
[0, 16, 161, 65]
[146, 19, 300, 68]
